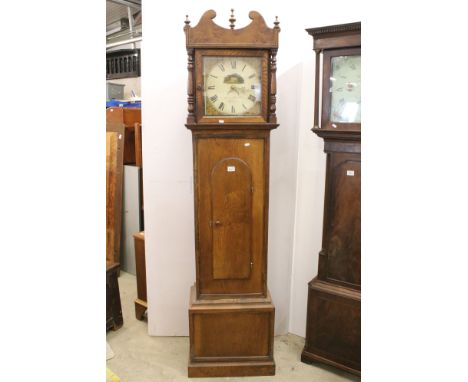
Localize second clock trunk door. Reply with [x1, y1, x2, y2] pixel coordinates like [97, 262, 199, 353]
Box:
[323, 152, 361, 289]
[196, 137, 266, 296]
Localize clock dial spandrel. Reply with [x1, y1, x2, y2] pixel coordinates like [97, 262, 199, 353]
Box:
[329, 55, 361, 123]
[203, 56, 262, 116]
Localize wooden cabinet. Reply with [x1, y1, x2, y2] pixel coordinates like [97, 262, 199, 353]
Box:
[106, 261, 123, 331]
[106, 107, 141, 165]
[184, 10, 280, 377]
[301, 22, 361, 376]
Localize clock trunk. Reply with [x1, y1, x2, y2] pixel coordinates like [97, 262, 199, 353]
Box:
[320, 151, 361, 289]
[194, 134, 268, 298]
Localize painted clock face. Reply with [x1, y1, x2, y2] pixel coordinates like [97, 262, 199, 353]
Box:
[329, 55, 361, 123]
[203, 56, 262, 116]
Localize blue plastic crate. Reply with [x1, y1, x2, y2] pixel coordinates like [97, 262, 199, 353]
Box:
[106, 100, 141, 108]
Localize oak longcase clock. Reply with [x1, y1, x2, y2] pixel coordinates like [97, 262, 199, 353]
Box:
[184, 10, 280, 378]
[301, 22, 361, 376]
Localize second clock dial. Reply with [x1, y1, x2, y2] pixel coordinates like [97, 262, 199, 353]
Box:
[203, 56, 262, 116]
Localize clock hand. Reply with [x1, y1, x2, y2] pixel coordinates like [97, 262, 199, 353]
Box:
[230, 85, 240, 95]
[232, 85, 249, 94]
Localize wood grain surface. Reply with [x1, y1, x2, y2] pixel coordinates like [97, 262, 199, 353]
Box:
[106, 123, 125, 264]
[195, 137, 266, 297]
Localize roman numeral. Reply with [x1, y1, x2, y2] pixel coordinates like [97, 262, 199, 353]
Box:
[219, 102, 225, 111]
[231, 61, 236, 69]
[218, 63, 225, 71]
[251, 85, 256, 90]
[242, 64, 246, 71]
[210, 95, 218, 102]
[209, 74, 218, 78]
[231, 105, 236, 113]
[248, 95, 256, 102]
[242, 104, 247, 109]
[208, 85, 215, 90]
[248, 73, 255, 79]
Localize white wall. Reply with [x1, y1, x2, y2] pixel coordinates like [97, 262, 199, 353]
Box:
[142, 1, 361, 336]
[287, 62, 326, 336]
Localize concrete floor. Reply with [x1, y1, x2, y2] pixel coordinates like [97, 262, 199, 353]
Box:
[107, 272, 360, 382]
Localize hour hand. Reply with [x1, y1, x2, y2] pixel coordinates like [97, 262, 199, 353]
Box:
[229, 85, 240, 95]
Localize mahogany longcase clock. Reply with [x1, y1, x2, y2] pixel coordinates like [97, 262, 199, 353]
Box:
[184, 10, 280, 378]
[301, 22, 361, 376]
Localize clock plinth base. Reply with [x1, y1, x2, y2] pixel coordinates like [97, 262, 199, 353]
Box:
[188, 285, 275, 378]
[188, 360, 275, 378]
[301, 278, 361, 376]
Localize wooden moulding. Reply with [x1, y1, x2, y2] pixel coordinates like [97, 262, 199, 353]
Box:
[186, 123, 279, 131]
[306, 22, 361, 50]
[184, 10, 279, 49]
[312, 128, 361, 142]
[188, 285, 275, 377]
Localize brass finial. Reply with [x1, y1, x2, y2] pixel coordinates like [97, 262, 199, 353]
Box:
[184, 15, 190, 26]
[274, 16, 280, 29]
[229, 9, 236, 29]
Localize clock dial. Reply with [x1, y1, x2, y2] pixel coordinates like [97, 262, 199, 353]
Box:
[203, 56, 262, 116]
[329, 55, 361, 123]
